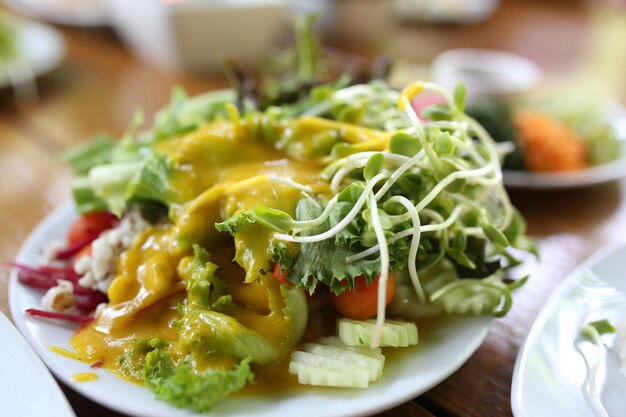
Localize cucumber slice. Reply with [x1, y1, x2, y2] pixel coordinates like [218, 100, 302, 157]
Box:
[303, 343, 383, 381]
[384, 319, 419, 345]
[317, 336, 385, 362]
[288, 362, 366, 388]
[338, 318, 419, 347]
[291, 351, 370, 385]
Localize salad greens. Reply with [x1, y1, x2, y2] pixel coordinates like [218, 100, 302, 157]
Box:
[120, 336, 255, 413]
[215, 80, 535, 346]
[62, 77, 535, 409]
[26, 12, 538, 413]
[225, 14, 388, 111]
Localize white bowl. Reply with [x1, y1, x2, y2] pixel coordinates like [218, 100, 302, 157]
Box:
[393, 0, 500, 24]
[431, 48, 542, 99]
[105, 0, 290, 73]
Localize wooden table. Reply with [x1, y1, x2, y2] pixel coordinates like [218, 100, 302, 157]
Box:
[1, 0, 625, 416]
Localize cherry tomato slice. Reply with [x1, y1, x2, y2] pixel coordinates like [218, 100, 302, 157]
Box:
[330, 273, 396, 320]
[68, 212, 118, 245]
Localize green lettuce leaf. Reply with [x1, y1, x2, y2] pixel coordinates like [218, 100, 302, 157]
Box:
[84, 150, 172, 216]
[143, 350, 254, 413]
[60, 133, 115, 176]
[184, 245, 223, 308]
[272, 198, 382, 295]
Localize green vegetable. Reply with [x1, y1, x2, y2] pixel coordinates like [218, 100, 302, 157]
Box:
[60, 134, 115, 176]
[120, 337, 254, 412]
[185, 245, 223, 308]
[143, 351, 254, 413]
[85, 150, 172, 216]
[465, 99, 524, 170]
[270, 198, 394, 295]
[176, 307, 279, 365]
[63, 88, 235, 215]
[301, 342, 384, 381]
[389, 132, 421, 157]
[581, 319, 616, 341]
[338, 318, 418, 347]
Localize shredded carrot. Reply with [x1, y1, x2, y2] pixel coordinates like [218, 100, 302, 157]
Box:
[514, 110, 588, 172]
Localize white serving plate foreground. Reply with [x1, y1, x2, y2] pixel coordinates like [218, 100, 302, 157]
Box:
[9, 202, 492, 417]
[0, 310, 76, 417]
[512, 242, 626, 417]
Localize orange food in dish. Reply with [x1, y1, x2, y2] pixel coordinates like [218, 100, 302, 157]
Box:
[514, 110, 588, 172]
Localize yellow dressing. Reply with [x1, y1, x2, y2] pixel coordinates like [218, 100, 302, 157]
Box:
[72, 373, 98, 382]
[68, 115, 383, 390]
[49, 346, 94, 363]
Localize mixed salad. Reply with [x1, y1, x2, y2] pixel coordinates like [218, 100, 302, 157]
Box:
[4, 16, 534, 413]
[6, 77, 537, 412]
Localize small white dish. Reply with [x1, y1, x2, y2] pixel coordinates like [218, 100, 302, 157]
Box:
[512, 242, 626, 417]
[0, 311, 76, 417]
[3, 0, 106, 27]
[502, 104, 626, 189]
[9, 202, 493, 417]
[393, 0, 500, 24]
[0, 16, 65, 90]
[431, 48, 542, 99]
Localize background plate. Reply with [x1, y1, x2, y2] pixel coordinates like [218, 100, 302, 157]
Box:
[503, 105, 626, 189]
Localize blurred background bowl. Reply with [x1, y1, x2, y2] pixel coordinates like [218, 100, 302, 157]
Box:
[431, 48, 542, 100]
[105, 0, 291, 74]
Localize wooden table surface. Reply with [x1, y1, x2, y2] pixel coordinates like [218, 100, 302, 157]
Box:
[1, 1, 625, 416]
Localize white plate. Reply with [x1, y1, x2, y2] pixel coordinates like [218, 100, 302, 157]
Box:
[0, 16, 65, 89]
[9, 203, 492, 417]
[503, 105, 626, 189]
[0, 311, 76, 417]
[512, 242, 626, 417]
[3, 0, 107, 27]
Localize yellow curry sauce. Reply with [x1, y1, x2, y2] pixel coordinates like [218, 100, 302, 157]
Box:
[70, 116, 389, 391]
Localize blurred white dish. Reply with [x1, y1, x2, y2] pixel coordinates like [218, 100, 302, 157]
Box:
[431, 48, 542, 99]
[3, 0, 106, 27]
[0, 16, 65, 91]
[106, 0, 289, 73]
[0, 311, 76, 417]
[512, 242, 626, 417]
[9, 202, 493, 417]
[502, 104, 626, 189]
[394, 0, 500, 24]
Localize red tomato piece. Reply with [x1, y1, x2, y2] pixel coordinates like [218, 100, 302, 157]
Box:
[68, 212, 118, 245]
[330, 273, 396, 320]
[272, 262, 290, 284]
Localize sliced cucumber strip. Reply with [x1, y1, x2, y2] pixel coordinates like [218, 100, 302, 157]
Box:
[384, 319, 419, 345]
[303, 343, 383, 381]
[317, 336, 385, 361]
[291, 351, 370, 385]
[289, 362, 366, 388]
[289, 335, 388, 388]
[338, 318, 419, 347]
